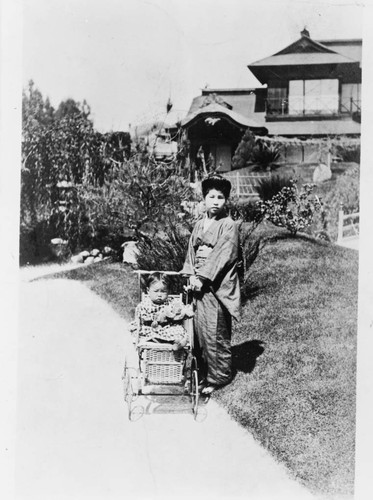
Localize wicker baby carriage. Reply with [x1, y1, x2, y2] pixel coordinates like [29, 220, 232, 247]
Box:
[122, 270, 201, 421]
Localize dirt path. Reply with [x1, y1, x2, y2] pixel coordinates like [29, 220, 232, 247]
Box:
[15, 276, 315, 499]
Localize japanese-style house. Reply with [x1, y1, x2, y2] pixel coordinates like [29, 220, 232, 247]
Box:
[181, 89, 268, 173]
[181, 29, 361, 173]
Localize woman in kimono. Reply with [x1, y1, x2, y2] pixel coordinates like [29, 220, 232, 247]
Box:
[181, 174, 241, 395]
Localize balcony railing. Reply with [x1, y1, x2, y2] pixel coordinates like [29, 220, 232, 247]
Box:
[265, 96, 361, 117]
[340, 98, 361, 115]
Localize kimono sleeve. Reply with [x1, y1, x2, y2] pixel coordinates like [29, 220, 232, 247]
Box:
[180, 225, 197, 276]
[196, 219, 239, 283]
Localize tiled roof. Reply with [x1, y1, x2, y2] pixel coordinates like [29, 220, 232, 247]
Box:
[317, 39, 362, 44]
[249, 35, 361, 69]
[317, 40, 362, 64]
[274, 36, 335, 56]
[249, 51, 357, 67]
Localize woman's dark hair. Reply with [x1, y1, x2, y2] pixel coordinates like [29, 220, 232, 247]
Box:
[202, 173, 231, 199]
[146, 272, 169, 289]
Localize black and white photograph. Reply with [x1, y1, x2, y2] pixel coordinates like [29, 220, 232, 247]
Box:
[1, 0, 373, 499]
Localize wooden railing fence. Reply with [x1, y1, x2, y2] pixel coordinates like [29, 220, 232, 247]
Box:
[337, 204, 359, 244]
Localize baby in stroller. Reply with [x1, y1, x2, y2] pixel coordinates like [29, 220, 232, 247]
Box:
[130, 272, 194, 351]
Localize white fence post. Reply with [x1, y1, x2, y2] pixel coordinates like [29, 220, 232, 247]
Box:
[337, 203, 344, 243]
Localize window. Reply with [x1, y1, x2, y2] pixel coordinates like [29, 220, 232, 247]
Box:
[267, 86, 287, 115]
[288, 80, 304, 115]
[288, 79, 339, 115]
[341, 83, 361, 113]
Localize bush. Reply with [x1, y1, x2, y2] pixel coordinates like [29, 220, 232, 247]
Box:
[20, 86, 193, 264]
[227, 198, 263, 222]
[251, 141, 282, 171]
[335, 144, 360, 164]
[255, 174, 293, 201]
[231, 129, 256, 170]
[313, 165, 359, 241]
[48, 185, 96, 253]
[20, 82, 134, 264]
[231, 133, 282, 172]
[256, 180, 322, 236]
[238, 222, 262, 279]
[135, 196, 265, 288]
[19, 220, 54, 265]
[76, 151, 193, 259]
[226, 199, 266, 282]
[136, 215, 193, 271]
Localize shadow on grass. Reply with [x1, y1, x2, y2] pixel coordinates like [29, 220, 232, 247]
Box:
[240, 283, 263, 306]
[262, 230, 331, 248]
[232, 340, 265, 374]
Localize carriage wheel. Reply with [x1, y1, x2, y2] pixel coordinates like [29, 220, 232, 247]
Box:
[192, 369, 199, 418]
[122, 362, 139, 420]
[129, 405, 144, 422]
[122, 363, 132, 419]
[190, 359, 199, 419]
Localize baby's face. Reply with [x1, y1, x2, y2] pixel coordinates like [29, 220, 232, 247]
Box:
[148, 282, 168, 304]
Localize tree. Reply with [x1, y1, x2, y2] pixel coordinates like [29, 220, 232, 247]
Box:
[101, 131, 132, 165]
[81, 145, 193, 245]
[21, 80, 56, 226]
[231, 129, 256, 170]
[20, 81, 192, 263]
[55, 98, 90, 120]
[21, 81, 105, 260]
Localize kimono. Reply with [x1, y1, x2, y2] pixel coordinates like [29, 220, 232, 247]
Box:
[181, 212, 241, 386]
[130, 296, 187, 344]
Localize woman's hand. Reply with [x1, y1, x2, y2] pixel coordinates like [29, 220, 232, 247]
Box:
[190, 276, 204, 292]
[189, 275, 198, 289]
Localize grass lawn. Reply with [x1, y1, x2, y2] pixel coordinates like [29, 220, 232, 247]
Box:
[42, 228, 358, 498]
[217, 228, 358, 498]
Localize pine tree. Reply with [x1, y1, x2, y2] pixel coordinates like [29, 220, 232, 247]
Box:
[231, 129, 256, 170]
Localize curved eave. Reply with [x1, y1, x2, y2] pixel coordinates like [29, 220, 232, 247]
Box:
[181, 107, 267, 133]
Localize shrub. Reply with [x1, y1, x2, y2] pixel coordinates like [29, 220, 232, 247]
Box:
[19, 220, 54, 265]
[77, 150, 193, 258]
[136, 215, 194, 271]
[335, 144, 360, 164]
[20, 81, 134, 263]
[232, 133, 282, 172]
[255, 174, 293, 201]
[256, 180, 322, 236]
[231, 129, 256, 170]
[21, 81, 192, 264]
[226, 199, 266, 282]
[313, 166, 359, 241]
[135, 197, 265, 287]
[237, 221, 263, 280]
[227, 198, 263, 222]
[251, 141, 282, 171]
[48, 185, 95, 254]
